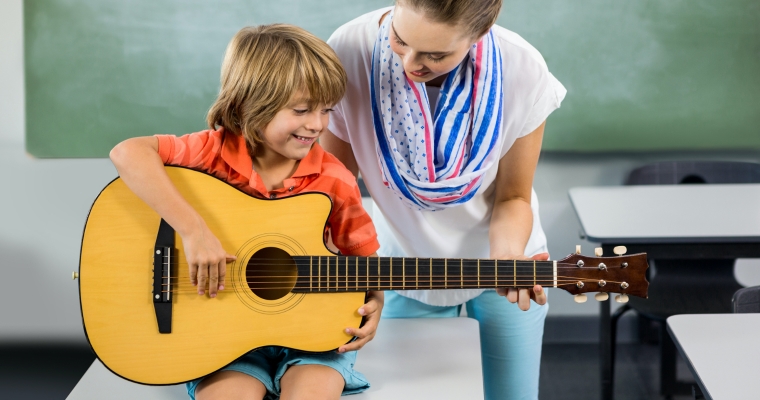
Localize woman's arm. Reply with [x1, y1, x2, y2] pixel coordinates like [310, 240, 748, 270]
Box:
[489, 121, 548, 311]
[320, 128, 360, 178]
[110, 137, 235, 297]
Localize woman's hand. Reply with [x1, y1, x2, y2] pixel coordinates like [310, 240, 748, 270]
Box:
[182, 222, 236, 298]
[339, 290, 384, 353]
[495, 252, 549, 311]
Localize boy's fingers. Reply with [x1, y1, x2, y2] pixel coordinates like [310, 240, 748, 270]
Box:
[189, 264, 198, 286]
[340, 325, 376, 353]
[197, 264, 208, 295]
[208, 262, 219, 298]
[218, 260, 228, 291]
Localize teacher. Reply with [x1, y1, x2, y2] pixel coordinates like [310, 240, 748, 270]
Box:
[322, 1, 566, 398]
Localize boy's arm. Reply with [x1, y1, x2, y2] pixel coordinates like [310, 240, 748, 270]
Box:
[339, 253, 382, 353]
[110, 136, 235, 297]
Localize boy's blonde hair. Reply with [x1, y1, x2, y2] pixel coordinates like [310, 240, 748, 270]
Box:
[207, 24, 347, 152]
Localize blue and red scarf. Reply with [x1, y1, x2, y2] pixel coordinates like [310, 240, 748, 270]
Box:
[370, 9, 504, 211]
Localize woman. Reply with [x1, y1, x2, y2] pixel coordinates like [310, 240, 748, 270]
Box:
[322, 1, 566, 398]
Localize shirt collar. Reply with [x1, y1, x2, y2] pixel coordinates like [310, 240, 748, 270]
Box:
[220, 129, 323, 182]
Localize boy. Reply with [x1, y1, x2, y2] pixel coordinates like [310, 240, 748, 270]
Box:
[110, 24, 381, 400]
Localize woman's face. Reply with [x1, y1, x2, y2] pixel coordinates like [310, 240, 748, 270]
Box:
[389, 5, 478, 84]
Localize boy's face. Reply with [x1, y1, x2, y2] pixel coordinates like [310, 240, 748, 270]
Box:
[259, 94, 333, 162]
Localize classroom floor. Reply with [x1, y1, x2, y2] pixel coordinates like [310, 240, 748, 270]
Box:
[2, 341, 695, 400]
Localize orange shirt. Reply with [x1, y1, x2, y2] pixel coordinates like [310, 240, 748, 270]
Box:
[156, 129, 379, 257]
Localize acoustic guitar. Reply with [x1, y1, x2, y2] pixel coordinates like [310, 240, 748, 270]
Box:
[77, 166, 649, 385]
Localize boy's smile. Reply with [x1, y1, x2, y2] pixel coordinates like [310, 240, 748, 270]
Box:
[254, 93, 332, 173]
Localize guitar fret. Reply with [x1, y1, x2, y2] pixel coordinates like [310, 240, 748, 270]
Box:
[533, 260, 536, 287]
[445, 259, 448, 289]
[513, 260, 516, 287]
[402, 258, 406, 290]
[430, 258, 432, 289]
[495, 259, 498, 287]
[345, 257, 348, 291]
[355, 257, 358, 291]
[318, 256, 322, 292]
[390, 257, 393, 290]
[415, 258, 418, 288]
[459, 258, 464, 289]
[310, 256, 313, 292]
[477, 259, 480, 288]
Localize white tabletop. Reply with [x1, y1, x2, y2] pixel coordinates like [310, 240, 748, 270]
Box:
[569, 184, 760, 243]
[667, 314, 760, 400]
[67, 317, 483, 400]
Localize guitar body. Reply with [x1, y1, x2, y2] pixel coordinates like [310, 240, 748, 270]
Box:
[79, 167, 364, 385]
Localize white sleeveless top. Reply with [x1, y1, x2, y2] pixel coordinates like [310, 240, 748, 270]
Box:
[327, 8, 567, 306]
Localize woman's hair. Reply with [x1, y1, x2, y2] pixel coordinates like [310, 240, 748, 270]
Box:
[207, 24, 347, 152]
[397, 0, 502, 39]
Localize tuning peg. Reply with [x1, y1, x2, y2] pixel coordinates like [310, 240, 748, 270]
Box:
[595, 292, 609, 301]
[575, 245, 581, 254]
[615, 294, 629, 303]
[72, 271, 79, 280]
[613, 246, 627, 256]
[595, 247, 603, 257]
[574, 294, 588, 303]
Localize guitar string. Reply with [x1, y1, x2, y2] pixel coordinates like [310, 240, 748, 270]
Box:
[161, 278, 628, 292]
[151, 260, 601, 270]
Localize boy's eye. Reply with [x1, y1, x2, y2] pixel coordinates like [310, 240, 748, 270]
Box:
[293, 109, 309, 115]
[394, 37, 406, 47]
[322, 108, 334, 114]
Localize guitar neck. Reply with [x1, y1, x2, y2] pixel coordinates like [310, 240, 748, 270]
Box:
[291, 256, 557, 292]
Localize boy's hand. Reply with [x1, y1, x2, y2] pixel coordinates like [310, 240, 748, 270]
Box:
[495, 252, 549, 311]
[183, 225, 236, 298]
[339, 290, 384, 353]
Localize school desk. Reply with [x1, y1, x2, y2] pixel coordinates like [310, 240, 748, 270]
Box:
[667, 314, 760, 400]
[66, 317, 483, 399]
[569, 184, 760, 400]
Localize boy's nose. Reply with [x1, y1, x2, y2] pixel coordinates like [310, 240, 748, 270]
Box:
[305, 112, 323, 132]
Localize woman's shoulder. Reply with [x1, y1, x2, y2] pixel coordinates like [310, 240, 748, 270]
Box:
[328, 7, 390, 52]
[493, 25, 555, 95]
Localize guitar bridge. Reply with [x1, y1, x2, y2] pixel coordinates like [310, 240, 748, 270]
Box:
[152, 219, 175, 334]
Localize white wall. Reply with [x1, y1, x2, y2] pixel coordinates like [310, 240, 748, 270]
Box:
[0, 0, 24, 145]
[1, 0, 758, 342]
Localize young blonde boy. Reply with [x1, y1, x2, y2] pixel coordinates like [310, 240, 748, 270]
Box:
[110, 24, 381, 400]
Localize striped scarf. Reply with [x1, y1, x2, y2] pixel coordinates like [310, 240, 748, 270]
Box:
[370, 9, 504, 211]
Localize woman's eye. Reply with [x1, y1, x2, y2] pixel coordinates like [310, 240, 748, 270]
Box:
[321, 108, 334, 115]
[294, 109, 309, 115]
[427, 54, 445, 63]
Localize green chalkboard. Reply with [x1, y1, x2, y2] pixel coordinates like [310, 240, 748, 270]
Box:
[24, 0, 390, 157]
[24, 0, 760, 157]
[498, 0, 760, 151]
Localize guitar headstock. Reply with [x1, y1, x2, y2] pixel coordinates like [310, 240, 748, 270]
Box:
[556, 247, 649, 302]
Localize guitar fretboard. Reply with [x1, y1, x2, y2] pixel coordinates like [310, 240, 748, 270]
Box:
[291, 256, 557, 292]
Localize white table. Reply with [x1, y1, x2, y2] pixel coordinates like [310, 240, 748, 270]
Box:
[569, 184, 760, 400]
[67, 318, 483, 399]
[667, 314, 760, 400]
[569, 184, 760, 243]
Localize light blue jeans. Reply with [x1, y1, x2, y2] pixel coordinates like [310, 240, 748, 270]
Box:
[382, 290, 548, 400]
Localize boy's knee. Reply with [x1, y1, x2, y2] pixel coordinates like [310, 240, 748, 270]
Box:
[195, 370, 266, 400]
[279, 364, 344, 400]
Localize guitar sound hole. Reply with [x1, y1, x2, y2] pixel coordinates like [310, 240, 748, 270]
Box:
[246, 247, 298, 300]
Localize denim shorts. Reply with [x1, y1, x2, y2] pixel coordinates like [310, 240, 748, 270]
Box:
[186, 346, 369, 400]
